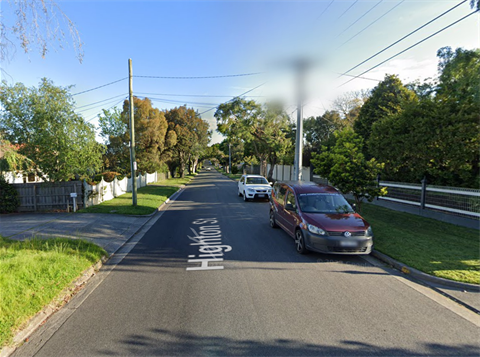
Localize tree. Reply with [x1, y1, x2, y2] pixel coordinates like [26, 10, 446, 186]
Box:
[215, 98, 293, 181]
[353, 74, 417, 151]
[165, 106, 209, 178]
[107, 97, 176, 175]
[311, 129, 386, 211]
[303, 110, 342, 150]
[0, 134, 33, 175]
[333, 90, 369, 129]
[1, 0, 83, 63]
[369, 47, 480, 187]
[0, 79, 104, 181]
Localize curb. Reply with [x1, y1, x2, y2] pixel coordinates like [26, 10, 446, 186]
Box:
[371, 250, 479, 291]
[0, 186, 186, 357]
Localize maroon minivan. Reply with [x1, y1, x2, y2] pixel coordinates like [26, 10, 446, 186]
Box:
[269, 181, 373, 255]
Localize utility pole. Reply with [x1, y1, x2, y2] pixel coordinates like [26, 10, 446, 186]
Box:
[128, 59, 137, 206]
[294, 59, 307, 181]
[228, 143, 232, 174]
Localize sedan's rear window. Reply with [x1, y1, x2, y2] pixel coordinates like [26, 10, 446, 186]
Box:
[246, 177, 268, 185]
[298, 193, 354, 214]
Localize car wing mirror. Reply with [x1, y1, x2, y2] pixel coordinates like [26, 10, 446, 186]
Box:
[285, 203, 295, 211]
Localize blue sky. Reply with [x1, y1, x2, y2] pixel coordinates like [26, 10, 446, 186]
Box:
[1, 0, 478, 144]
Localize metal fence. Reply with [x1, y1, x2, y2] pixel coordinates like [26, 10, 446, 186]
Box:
[379, 181, 480, 219]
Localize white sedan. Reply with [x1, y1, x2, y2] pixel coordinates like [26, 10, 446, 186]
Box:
[238, 174, 272, 201]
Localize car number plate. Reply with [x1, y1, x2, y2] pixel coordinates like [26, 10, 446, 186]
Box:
[258, 194, 265, 198]
[340, 241, 357, 247]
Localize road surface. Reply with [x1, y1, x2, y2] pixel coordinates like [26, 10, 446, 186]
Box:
[14, 170, 480, 356]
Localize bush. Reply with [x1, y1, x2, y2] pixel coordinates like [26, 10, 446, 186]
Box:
[102, 171, 122, 182]
[0, 176, 20, 213]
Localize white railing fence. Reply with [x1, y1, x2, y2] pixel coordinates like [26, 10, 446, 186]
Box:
[378, 181, 480, 219]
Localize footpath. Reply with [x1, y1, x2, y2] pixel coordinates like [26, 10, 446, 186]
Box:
[0, 212, 151, 255]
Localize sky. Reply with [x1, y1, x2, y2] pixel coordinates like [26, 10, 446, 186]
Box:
[1, 0, 479, 145]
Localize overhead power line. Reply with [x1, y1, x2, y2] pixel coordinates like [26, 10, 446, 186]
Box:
[336, 0, 405, 50]
[199, 82, 268, 116]
[75, 93, 128, 110]
[336, 0, 359, 21]
[85, 98, 127, 123]
[135, 92, 266, 98]
[341, 0, 469, 76]
[334, 0, 384, 39]
[337, 10, 478, 88]
[133, 71, 266, 80]
[72, 78, 128, 96]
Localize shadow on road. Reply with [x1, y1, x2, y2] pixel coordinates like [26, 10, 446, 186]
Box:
[94, 327, 479, 356]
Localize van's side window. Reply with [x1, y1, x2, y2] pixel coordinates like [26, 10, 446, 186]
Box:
[276, 185, 287, 204]
[285, 190, 297, 210]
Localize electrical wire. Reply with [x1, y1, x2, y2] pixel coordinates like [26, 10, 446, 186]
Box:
[72, 78, 128, 96]
[76, 96, 129, 114]
[334, 0, 384, 39]
[337, 10, 478, 88]
[85, 98, 127, 123]
[336, 1, 405, 50]
[75, 94, 128, 110]
[340, 0, 469, 76]
[134, 92, 266, 98]
[199, 82, 268, 116]
[133, 71, 266, 80]
[335, 0, 359, 21]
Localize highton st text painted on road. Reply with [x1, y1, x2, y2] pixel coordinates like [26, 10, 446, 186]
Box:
[186, 218, 232, 271]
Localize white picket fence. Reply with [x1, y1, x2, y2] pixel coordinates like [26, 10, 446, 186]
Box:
[82, 172, 166, 208]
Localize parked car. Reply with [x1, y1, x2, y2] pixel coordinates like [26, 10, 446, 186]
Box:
[238, 174, 273, 201]
[269, 181, 373, 255]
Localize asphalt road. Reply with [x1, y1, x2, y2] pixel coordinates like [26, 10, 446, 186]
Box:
[14, 170, 480, 356]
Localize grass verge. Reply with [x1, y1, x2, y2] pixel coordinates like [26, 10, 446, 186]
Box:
[78, 175, 195, 215]
[359, 203, 479, 284]
[0, 236, 106, 347]
[215, 167, 242, 181]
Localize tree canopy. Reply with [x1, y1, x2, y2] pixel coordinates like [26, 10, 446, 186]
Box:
[215, 98, 292, 180]
[311, 129, 386, 211]
[0, 78, 103, 181]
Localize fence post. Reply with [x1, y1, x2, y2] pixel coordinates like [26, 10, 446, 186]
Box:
[33, 184, 37, 212]
[377, 174, 381, 200]
[420, 176, 427, 210]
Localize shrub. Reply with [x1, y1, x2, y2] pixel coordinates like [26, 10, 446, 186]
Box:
[102, 171, 121, 182]
[0, 176, 20, 213]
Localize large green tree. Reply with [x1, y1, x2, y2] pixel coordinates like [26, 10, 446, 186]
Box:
[369, 47, 480, 187]
[311, 129, 386, 211]
[0, 79, 103, 181]
[215, 98, 292, 180]
[165, 106, 210, 177]
[353, 74, 417, 152]
[107, 97, 176, 175]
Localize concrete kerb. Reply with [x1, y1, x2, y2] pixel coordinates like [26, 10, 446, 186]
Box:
[0, 186, 185, 357]
[371, 250, 479, 291]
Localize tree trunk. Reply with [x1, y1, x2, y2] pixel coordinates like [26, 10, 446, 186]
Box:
[193, 157, 198, 173]
[267, 156, 277, 182]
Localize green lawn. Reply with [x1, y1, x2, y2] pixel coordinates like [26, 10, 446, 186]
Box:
[215, 167, 242, 181]
[79, 175, 195, 215]
[359, 203, 479, 285]
[0, 236, 106, 347]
